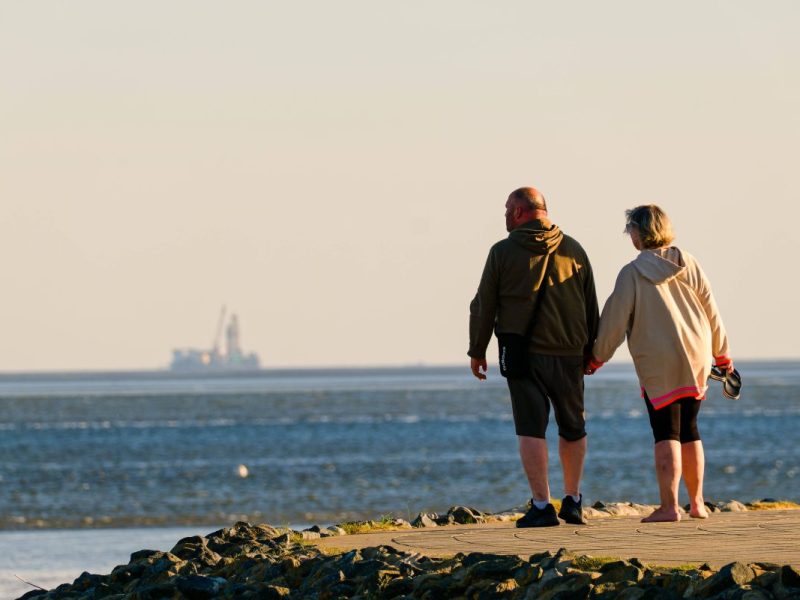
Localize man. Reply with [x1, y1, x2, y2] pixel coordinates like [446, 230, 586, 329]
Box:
[468, 187, 599, 527]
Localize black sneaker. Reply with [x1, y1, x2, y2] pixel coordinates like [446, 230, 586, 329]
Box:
[558, 494, 587, 525]
[516, 502, 560, 528]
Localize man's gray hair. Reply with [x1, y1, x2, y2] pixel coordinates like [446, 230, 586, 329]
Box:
[509, 187, 548, 212]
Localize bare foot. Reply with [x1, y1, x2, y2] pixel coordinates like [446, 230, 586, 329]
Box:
[641, 507, 681, 523]
[689, 505, 709, 519]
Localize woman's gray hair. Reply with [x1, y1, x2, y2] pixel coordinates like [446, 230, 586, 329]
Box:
[625, 205, 675, 249]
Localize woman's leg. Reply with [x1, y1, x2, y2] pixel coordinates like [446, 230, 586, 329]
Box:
[679, 398, 707, 518]
[642, 439, 682, 522]
[681, 441, 707, 518]
[643, 396, 682, 522]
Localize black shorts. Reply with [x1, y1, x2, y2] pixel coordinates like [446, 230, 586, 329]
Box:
[506, 354, 586, 441]
[644, 394, 701, 443]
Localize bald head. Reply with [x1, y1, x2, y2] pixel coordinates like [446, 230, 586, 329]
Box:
[509, 187, 548, 212]
[504, 187, 548, 232]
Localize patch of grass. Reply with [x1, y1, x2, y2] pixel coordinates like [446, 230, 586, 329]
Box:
[644, 562, 703, 573]
[316, 545, 346, 556]
[338, 514, 405, 535]
[747, 500, 800, 511]
[288, 532, 317, 546]
[571, 555, 619, 571]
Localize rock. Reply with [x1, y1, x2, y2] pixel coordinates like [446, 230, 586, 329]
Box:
[258, 584, 291, 598]
[170, 536, 222, 567]
[529, 550, 555, 566]
[448, 506, 485, 524]
[535, 572, 592, 600]
[412, 572, 457, 597]
[539, 568, 565, 587]
[390, 517, 412, 528]
[463, 556, 527, 584]
[515, 564, 544, 586]
[435, 513, 456, 526]
[782, 565, 800, 588]
[71, 571, 107, 591]
[326, 525, 347, 536]
[593, 582, 641, 599]
[697, 562, 756, 597]
[466, 577, 518, 599]
[594, 502, 651, 517]
[110, 562, 147, 585]
[614, 588, 647, 600]
[411, 512, 439, 528]
[18, 591, 47, 600]
[346, 558, 396, 580]
[728, 586, 773, 600]
[491, 508, 525, 522]
[754, 570, 779, 589]
[175, 575, 226, 599]
[719, 500, 749, 512]
[321, 581, 357, 598]
[597, 561, 643, 584]
[128, 582, 177, 599]
[382, 576, 414, 597]
[666, 572, 694, 597]
[541, 547, 577, 571]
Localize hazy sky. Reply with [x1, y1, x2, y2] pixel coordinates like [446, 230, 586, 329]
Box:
[2, 1, 798, 371]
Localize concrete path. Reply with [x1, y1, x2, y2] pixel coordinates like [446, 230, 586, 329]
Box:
[315, 509, 800, 568]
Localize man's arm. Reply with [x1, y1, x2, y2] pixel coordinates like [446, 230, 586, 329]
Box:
[581, 252, 600, 362]
[468, 248, 499, 379]
[470, 357, 487, 381]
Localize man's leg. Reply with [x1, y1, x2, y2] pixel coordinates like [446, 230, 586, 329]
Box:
[518, 436, 550, 502]
[545, 355, 587, 501]
[509, 361, 560, 527]
[508, 369, 551, 503]
[559, 435, 586, 497]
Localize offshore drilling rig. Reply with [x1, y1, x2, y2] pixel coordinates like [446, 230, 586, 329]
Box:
[170, 306, 261, 372]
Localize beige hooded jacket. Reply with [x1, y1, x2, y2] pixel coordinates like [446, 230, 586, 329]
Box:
[592, 247, 731, 409]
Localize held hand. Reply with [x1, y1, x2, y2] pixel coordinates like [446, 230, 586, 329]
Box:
[470, 357, 488, 381]
[710, 356, 734, 380]
[584, 356, 604, 376]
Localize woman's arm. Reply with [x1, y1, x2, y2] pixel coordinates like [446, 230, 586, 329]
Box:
[592, 265, 637, 364]
[693, 259, 731, 366]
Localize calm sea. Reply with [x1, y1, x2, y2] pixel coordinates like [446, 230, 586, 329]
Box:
[1, 362, 798, 597]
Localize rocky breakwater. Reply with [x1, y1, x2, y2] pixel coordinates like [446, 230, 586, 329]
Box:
[18, 517, 800, 600]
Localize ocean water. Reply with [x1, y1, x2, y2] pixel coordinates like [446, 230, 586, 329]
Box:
[1, 361, 798, 598]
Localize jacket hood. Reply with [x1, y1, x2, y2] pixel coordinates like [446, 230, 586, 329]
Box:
[508, 218, 563, 255]
[633, 247, 686, 284]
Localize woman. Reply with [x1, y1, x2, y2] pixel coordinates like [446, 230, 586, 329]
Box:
[586, 205, 732, 522]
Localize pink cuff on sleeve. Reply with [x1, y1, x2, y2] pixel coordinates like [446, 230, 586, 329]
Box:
[588, 357, 605, 371]
[714, 355, 732, 368]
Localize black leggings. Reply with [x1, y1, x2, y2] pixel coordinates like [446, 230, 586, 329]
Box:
[644, 395, 701, 443]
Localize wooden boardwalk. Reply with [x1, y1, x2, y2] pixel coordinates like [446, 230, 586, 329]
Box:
[315, 509, 800, 568]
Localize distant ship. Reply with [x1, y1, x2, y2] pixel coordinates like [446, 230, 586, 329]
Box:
[171, 307, 261, 372]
